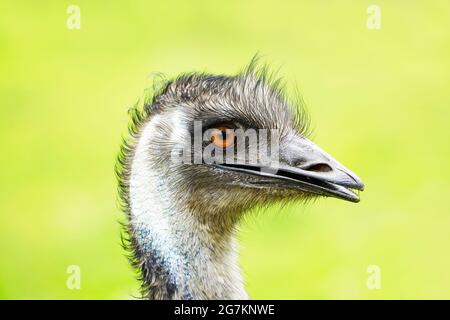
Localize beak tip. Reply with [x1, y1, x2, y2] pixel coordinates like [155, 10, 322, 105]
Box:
[349, 191, 361, 203]
[357, 181, 365, 192]
[349, 173, 365, 192]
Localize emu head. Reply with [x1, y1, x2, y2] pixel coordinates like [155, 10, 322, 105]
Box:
[127, 67, 364, 231]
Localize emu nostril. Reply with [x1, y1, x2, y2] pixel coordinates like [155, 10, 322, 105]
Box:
[304, 163, 332, 173]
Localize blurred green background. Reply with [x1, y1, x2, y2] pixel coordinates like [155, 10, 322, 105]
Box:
[1, 0, 449, 299]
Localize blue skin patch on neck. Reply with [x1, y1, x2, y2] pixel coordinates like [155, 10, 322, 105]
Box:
[135, 226, 178, 293]
[135, 224, 194, 299]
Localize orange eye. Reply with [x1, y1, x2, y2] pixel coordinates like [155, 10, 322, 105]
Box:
[209, 127, 235, 149]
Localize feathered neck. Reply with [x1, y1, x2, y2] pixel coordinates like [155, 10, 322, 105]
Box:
[127, 118, 248, 300]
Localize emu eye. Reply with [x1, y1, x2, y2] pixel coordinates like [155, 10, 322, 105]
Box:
[209, 127, 235, 149]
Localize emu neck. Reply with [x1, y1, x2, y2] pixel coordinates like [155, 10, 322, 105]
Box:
[129, 120, 247, 300]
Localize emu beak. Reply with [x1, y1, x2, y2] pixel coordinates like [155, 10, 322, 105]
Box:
[216, 137, 364, 203]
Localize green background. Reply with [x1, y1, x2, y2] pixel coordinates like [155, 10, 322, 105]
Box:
[1, 0, 449, 299]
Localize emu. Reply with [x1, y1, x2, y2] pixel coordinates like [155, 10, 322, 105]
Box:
[116, 62, 364, 300]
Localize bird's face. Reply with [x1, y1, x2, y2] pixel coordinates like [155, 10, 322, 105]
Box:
[149, 73, 364, 217]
